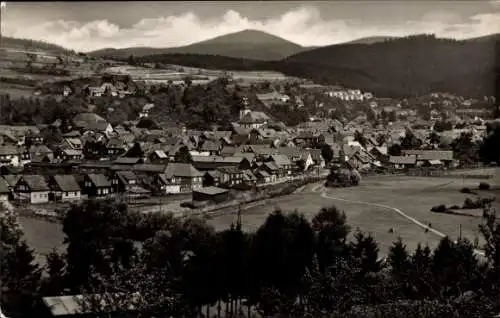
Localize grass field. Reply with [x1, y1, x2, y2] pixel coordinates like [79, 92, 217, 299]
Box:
[17, 175, 495, 265]
[208, 176, 493, 255]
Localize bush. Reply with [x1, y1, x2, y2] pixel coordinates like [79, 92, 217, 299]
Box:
[462, 196, 495, 209]
[462, 198, 478, 209]
[460, 187, 472, 194]
[431, 204, 447, 213]
[449, 205, 461, 210]
[478, 182, 490, 190]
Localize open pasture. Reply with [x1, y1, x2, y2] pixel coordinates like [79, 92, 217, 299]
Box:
[210, 175, 493, 255]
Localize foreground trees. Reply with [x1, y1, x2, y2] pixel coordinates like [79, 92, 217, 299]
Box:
[2, 199, 500, 317]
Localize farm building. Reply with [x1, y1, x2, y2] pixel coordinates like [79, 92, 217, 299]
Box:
[192, 186, 230, 204]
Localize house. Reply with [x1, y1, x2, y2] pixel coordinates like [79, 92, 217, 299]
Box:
[30, 145, 54, 162]
[149, 150, 169, 164]
[402, 150, 455, 167]
[0, 146, 21, 167]
[60, 149, 83, 161]
[216, 166, 244, 187]
[156, 163, 204, 194]
[191, 155, 250, 171]
[239, 109, 271, 130]
[0, 177, 10, 201]
[203, 170, 221, 187]
[139, 103, 155, 118]
[81, 174, 112, 198]
[106, 138, 128, 157]
[256, 167, 276, 184]
[193, 186, 230, 204]
[14, 175, 50, 204]
[265, 154, 293, 178]
[308, 149, 325, 168]
[199, 140, 221, 155]
[389, 155, 417, 169]
[256, 91, 290, 105]
[73, 113, 113, 134]
[111, 170, 150, 197]
[48, 175, 81, 202]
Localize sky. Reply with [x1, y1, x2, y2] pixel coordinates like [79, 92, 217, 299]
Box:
[1, 1, 499, 52]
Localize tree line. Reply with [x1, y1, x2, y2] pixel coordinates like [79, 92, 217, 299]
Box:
[1, 198, 500, 318]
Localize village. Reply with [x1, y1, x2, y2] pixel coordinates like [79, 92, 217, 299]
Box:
[0, 74, 495, 214]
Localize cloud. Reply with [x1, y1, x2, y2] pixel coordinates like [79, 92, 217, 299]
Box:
[1, 6, 499, 52]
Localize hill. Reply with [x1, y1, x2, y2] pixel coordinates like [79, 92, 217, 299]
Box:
[0, 36, 74, 54]
[89, 29, 312, 61]
[284, 34, 498, 97]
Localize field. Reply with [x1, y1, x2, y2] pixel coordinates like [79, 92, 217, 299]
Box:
[17, 175, 496, 265]
[208, 175, 493, 255]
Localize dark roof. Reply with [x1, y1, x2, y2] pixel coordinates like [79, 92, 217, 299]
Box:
[264, 161, 280, 171]
[130, 164, 167, 173]
[191, 155, 243, 164]
[308, 149, 323, 162]
[164, 163, 203, 178]
[200, 140, 220, 152]
[389, 155, 417, 165]
[52, 175, 81, 192]
[114, 157, 142, 165]
[194, 186, 229, 195]
[87, 174, 111, 187]
[402, 150, 454, 161]
[20, 175, 50, 191]
[0, 145, 19, 156]
[217, 166, 242, 174]
[220, 146, 237, 157]
[116, 170, 137, 182]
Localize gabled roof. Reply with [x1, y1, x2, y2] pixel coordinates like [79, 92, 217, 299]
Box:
[87, 174, 111, 187]
[0, 145, 19, 156]
[3, 175, 21, 187]
[389, 155, 417, 165]
[19, 175, 50, 191]
[264, 161, 280, 171]
[0, 177, 10, 193]
[52, 175, 80, 192]
[164, 163, 203, 178]
[269, 154, 292, 167]
[217, 166, 241, 174]
[191, 155, 243, 164]
[116, 170, 138, 182]
[402, 150, 454, 161]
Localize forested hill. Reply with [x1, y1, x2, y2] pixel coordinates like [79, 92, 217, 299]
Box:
[1, 37, 74, 53]
[283, 34, 498, 97]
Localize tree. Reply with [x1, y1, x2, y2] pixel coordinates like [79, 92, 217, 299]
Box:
[388, 237, 411, 277]
[428, 131, 440, 146]
[350, 231, 384, 274]
[174, 145, 193, 163]
[388, 144, 402, 156]
[320, 144, 334, 163]
[40, 249, 67, 296]
[62, 200, 138, 293]
[400, 129, 422, 150]
[127, 54, 136, 66]
[312, 205, 350, 271]
[0, 207, 41, 318]
[451, 132, 479, 164]
[354, 130, 367, 148]
[479, 124, 500, 164]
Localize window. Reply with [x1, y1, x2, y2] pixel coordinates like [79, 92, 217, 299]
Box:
[65, 192, 68, 197]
